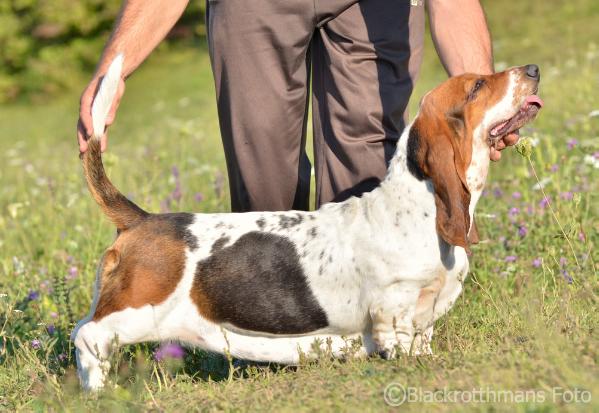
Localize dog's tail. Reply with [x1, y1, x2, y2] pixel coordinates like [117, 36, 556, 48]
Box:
[82, 54, 148, 231]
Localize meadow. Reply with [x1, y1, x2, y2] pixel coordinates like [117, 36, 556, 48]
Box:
[0, 1, 598, 411]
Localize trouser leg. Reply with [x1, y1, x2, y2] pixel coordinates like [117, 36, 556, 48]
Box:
[206, 0, 314, 211]
[312, 0, 425, 206]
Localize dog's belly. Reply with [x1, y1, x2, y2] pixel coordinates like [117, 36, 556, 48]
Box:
[169, 300, 372, 363]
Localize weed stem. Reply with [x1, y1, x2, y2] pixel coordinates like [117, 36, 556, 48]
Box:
[527, 156, 581, 269]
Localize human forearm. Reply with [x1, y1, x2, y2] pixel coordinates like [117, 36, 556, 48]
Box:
[427, 0, 493, 76]
[96, 0, 190, 78]
[77, 0, 189, 152]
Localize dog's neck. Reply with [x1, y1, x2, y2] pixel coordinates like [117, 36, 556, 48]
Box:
[339, 121, 439, 236]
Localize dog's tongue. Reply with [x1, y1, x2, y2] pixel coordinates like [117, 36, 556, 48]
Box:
[524, 95, 544, 108]
[489, 95, 544, 137]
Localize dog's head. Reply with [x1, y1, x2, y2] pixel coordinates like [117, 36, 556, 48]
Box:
[408, 65, 543, 252]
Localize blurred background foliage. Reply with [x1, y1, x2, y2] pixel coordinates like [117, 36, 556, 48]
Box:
[0, 0, 205, 103]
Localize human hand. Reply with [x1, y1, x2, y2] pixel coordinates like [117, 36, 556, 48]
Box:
[490, 130, 519, 161]
[77, 74, 125, 154]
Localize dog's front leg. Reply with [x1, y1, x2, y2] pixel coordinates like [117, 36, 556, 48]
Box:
[411, 325, 434, 355]
[370, 281, 421, 358]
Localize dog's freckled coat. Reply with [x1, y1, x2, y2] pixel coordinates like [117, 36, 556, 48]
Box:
[72, 58, 542, 391]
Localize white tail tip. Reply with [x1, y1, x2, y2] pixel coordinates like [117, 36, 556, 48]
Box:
[91, 53, 124, 139]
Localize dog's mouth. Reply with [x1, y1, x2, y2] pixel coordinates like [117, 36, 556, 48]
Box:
[489, 95, 544, 141]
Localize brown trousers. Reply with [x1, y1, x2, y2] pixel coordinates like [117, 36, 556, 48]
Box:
[206, 0, 424, 212]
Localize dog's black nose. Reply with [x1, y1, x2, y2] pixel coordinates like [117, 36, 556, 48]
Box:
[525, 64, 540, 80]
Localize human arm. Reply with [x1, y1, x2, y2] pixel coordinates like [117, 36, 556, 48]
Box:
[77, 0, 190, 153]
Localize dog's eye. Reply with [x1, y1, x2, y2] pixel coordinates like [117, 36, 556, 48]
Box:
[473, 79, 485, 93]
[467, 79, 485, 101]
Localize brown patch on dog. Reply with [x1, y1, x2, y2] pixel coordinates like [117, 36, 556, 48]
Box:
[409, 72, 509, 252]
[189, 277, 217, 322]
[92, 215, 191, 321]
[417, 271, 447, 307]
[414, 270, 447, 331]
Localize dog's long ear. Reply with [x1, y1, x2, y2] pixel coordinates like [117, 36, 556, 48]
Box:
[409, 114, 472, 253]
[468, 216, 480, 244]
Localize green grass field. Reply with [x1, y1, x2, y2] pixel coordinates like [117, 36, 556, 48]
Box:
[1, 1, 598, 411]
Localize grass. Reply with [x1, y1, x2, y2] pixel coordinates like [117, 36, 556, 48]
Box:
[1, 0, 598, 411]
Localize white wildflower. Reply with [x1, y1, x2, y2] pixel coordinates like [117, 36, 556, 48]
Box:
[584, 154, 599, 169]
[532, 177, 552, 190]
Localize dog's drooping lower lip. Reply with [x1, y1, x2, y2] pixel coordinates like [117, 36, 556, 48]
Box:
[489, 95, 544, 140]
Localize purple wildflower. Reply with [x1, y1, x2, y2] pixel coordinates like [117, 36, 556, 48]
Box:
[50, 312, 58, 319]
[57, 353, 67, 362]
[559, 257, 567, 267]
[154, 342, 185, 361]
[511, 191, 522, 200]
[171, 183, 182, 203]
[194, 192, 204, 203]
[508, 207, 520, 217]
[493, 188, 503, 198]
[505, 255, 518, 263]
[567, 138, 578, 150]
[66, 266, 78, 280]
[171, 166, 180, 179]
[31, 339, 41, 350]
[539, 196, 551, 209]
[47, 324, 56, 335]
[27, 290, 40, 301]
[594, 151, 599, 160]
[560, 192, 573, 201]
[532, 258, 542, 268]
[518, 225, 528, 237]
[561, 269, 573, 284]
[550, 164, 559, 173]
[579, 232, 586, 242]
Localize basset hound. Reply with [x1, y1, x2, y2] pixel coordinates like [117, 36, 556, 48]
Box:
[72, 55, 542, 390]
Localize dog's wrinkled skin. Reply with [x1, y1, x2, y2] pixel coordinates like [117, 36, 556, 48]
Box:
[72, 61, 541, 391]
